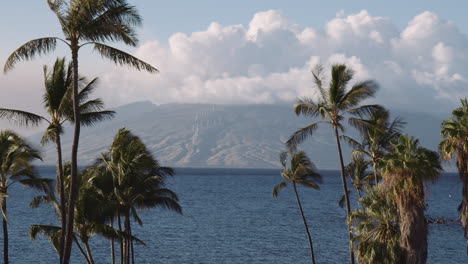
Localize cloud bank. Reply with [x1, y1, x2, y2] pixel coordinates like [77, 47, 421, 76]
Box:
[100, 10, 468, 111]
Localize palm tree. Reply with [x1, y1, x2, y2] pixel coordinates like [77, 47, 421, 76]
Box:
[93, 128, 181, 264]
[3, 2, 157, 262]
[350, 184, 401, 264]
[342, 108, 405, 183]
[344, 153, 371, 203]
[0, 130, 49, 264]
[0, 57, 114, 258]
[273, 151, 322, 264]
[439, 98, 468, 241]
[30, 164, 143, 264]
[379, 135, 441, 264]
[286, 64, 382, 264]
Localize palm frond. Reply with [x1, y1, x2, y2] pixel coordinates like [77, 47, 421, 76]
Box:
[78, 77, 99, 103]
[29, 224, 61, 240]
[4, 37, 59, 72]
[272, 181, 288, 198]
[347, 104, 385, 118]
[93, 42, 158, 73]
[0, 108, 47, 127]
[286, 122, 321, 150]
[340, 80, 379, 109]
[329, 64, 353, 105]
[79, 110, 115, 127]
[294, 98, 322, 118]
[79, 3, 141, 46]
[311, 64, 328, 102]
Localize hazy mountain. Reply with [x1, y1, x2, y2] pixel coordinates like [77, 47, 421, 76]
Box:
[28, 101, 451, 170]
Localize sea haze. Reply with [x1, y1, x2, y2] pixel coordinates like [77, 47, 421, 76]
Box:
[0, 167, 465, 263]
[27, 101, 451, 170]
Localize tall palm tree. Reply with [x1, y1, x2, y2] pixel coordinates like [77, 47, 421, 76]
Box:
[286, 64, 382, 264]
[342, 108, 405, 183]
[439, 98, 468, 241]
[273, 151, 322, 264]
[3, 2, 157, 262]
[0, 57, 115, 258]
[350, 184, 401, 264]
[0, 130, 49, 264]
[379, 135, 441, 264]
[93, 128, 181, 264]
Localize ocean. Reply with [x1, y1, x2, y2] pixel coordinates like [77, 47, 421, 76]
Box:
[1, 167, 466, 263]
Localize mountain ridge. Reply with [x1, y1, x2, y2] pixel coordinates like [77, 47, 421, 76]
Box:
[28, 101, 451, 170]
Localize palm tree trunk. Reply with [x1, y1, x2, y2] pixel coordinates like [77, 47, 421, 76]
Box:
[397, 191, 427, 264]
[128, 220, 135, 264]
[74, 237, 92, 264]
[458, 153, 468, 243]
[111, 218, 116, 264]
[333, 125, 355, 264]
[55, 134, 66, 263]
[62, 43, 81, 264]
[2, 193, 9, 264]
[118, 211, 124, 264]
[293, 182, 316, 264]
[83, 240, 96, 264]
[124, 213, 131, 264]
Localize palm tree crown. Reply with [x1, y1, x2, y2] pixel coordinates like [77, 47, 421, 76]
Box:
[287, 64, 382, 148]
[0, 130, 47, 264]
[342, 108, 405, 183]
[4, 0, 157, 73]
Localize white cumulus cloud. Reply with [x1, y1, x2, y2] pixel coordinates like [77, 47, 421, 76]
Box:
[99, 10, 468, 111]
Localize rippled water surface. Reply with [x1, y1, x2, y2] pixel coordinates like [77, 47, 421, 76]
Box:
[2, 167, 467, 263]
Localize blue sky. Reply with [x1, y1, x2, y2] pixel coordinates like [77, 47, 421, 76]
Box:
[2, 1, 467, 45]
[0, 0, 467, 129]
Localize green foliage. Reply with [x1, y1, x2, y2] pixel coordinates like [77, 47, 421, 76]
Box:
[273, 151, 322, 198]
[380, 135, 442, 195]
[4, 0, 157, 74]
[0, 130, 46, 195]
[439, 98, 468, 239]
[378, 134, 441, 263]
[287, 64, 382, 149]
[0, 57, 115, 146]
[350, 185, 401, 264]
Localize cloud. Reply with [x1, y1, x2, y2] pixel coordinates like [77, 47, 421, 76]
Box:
[99, 10, 468, 111]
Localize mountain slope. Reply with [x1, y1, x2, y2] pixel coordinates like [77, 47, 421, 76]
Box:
[28, 101, 448, 169]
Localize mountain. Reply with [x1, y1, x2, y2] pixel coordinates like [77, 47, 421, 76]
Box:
[28, 101, 450, 170]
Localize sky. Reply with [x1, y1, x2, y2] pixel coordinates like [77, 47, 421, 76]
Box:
[0, 0, 467, 135]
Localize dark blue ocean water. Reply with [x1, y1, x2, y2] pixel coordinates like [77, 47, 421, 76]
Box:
[1, 167, 466, 263]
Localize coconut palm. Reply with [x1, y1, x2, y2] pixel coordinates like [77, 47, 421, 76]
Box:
[342, 108, 405, 183]
[286, 64, 382, 264]
[345, 153, 371, 203]
[379, 135, 441, 264]
[29, 164, 143, 264]
[3, 1, 157, 262]
[350, 184, 401, 264]
[273, 151, 322, 264]
[93, 128, 181, 264]
[0, 57, 115, 256]
[0, 130, 49, 264]
[439, 98, 468, 241]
